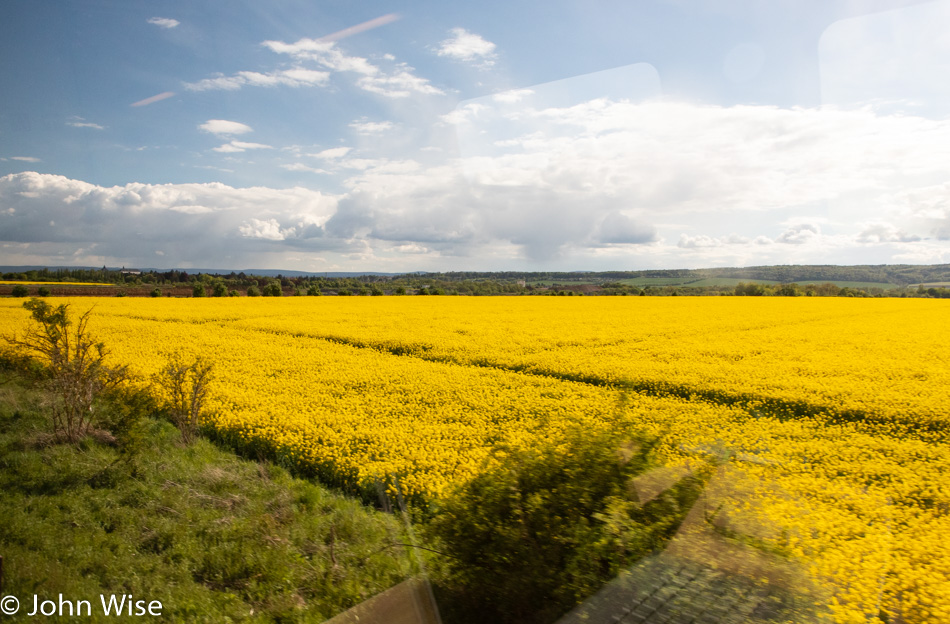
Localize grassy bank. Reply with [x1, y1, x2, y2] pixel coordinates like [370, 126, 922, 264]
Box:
[0, 376, 415, 623]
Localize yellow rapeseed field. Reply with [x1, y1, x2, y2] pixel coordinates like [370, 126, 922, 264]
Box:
[1, 297, 947, 623]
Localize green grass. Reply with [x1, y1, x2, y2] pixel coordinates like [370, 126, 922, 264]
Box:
[0, 378, 414, 623]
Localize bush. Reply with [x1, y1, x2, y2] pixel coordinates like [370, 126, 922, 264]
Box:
[3, 299, 129, 442]
[155, 354, 214, 444]
[37, 286, 51, 297]
[11, 284, 29, 297]
[150, 288, 162, 298]
[212, 282, 228, 297]
[428, 430, 708, 624]
[246, 286, 261, 297]
[262, 282, 282, 297]
[306, 285, 322, 296]
[192, 284, 207, 298]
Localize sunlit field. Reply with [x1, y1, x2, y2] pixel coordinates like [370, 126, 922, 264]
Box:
[2, 297, 948, 623]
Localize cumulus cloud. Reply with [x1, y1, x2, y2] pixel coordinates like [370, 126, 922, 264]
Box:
[258, 37, 442, 98]
[777, 223, 821, 245]
[4, 97, 949, 269]
[0, 172, 341, 266]
[199, 120, 253, 136]
[856, 223, 922, 243]
[436, 28, 497, 67]
[147, 17, 179, 29]
[596, 213, 658, 245]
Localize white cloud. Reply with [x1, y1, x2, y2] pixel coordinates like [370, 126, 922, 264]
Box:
[199, 120, 253, 136]
[440, 103, 487, 125]
[9, 157, 41, 163]
[0, 171, 341, 266]
[856, 223, 922, 243]
[776, 223, 821, 245]
[185, 69, 330, 91]
[229, 141, 272, 150]
[66, 117, 105, 130]
[5, 97, 950, 269]
[147, 17, 179, 29]
[356, 69, 444, 98]
[211, 144, 245, 154]
[678, 233, 750, 248]
[349, 120, 395, 135]
[312, 147, 352, 159]
[212, 141, 271, 153]
[239, 218, 287, 240]
[492, 89, 534, 104]
[282, 163, 331, 174]
[436, 28, 497, 67]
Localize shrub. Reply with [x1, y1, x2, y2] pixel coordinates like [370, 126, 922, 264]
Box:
[428, 430, 708, 624]
[262, 282, 282, 297]
[11, 284, 29, 297]
[4, 299, 129, 442]
[155, 354, 214, 444]
[306, 285, 322, 296]
[37, 286, 51, 297]
[192, 284, 207, 298]
[212, 282, 228, 297]
[246, 285, 261, 297]
[150, 287, 162, 298]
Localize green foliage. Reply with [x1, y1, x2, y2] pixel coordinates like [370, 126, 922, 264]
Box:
[4, 299, 129, 442]
[149, 287, 162, 298]
[155, 354, 214, 444]
[212, 282, 228, 297]
[0, 379, 413, 622]
[192, 283, 206, 298]
[37, 286, 51, 297]
[395, 286, 406, 295]
[307, 284, 322, 296]
[246, 285, 261, 297]
[371, 287, 384, 296]
[262, 282, 282, 297]
[428, 430, 709, 624]
[11, 284, 29, 297]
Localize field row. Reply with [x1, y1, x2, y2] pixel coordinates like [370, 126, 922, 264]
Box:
[1, 298, 948, 622]
[87, 297, 950, 438]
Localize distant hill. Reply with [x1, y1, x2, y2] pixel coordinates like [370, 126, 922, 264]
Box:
[0, 266, 410, 279]
[409, 264, 950, 287]
[4, 264, 950, 287]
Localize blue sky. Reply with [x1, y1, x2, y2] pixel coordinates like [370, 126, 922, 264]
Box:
[1, 0, 949, 271]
